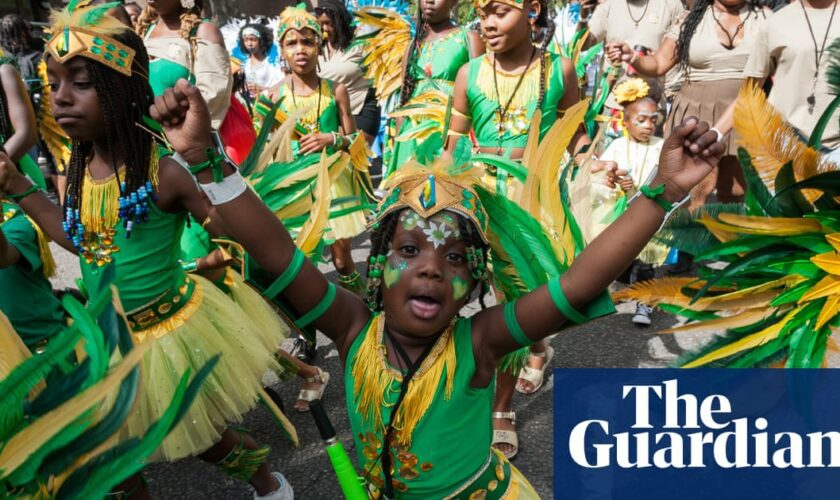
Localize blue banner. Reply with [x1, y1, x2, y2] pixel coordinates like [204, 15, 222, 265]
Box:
[554, 369, 840, 499]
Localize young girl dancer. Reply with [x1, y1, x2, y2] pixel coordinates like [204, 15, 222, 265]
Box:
[146, 62, 725, 497]
[445, 0, 594, 458]
[265, 5, 369, 292]
[386, 0, 484, 176]
[0, 5, 292, 498]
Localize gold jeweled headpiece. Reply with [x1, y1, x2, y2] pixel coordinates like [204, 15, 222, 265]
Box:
[277, 3, 322, 42]
[473, 0, 526, 11]
[374, 160, 489, 242]
[46, 0, 136, 77]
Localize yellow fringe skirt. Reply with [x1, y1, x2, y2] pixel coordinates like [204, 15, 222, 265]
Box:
[328, 168, 368, 241]
[112, 274, 288, 462]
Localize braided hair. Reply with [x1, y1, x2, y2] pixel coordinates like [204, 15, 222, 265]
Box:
[0, 64, 13, 142]
[535, 1, 555, 110]
[317, 0, 355, 51]
[135, 0, 204, 41]
[365, 209, 490, 311]
[238, 21, 274, 57]
[61, 30, 154, 219]
[675, 0, 757, 78]
[398, 3, 430, 107]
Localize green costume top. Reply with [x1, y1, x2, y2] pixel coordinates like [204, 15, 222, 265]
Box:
[275, 79, 339, 141]
[408, 26, 472, 97]
[388, 27, 472, 175]
[80, 174, 187, 314]
[467, 51, 566, 150]
[345, 313, 494, 498]
[0, 202, 64, 348]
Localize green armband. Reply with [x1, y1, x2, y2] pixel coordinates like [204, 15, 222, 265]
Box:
[181, 259, 199, 272]
[548, 279, 588, 325]
[264, 249, 305, 299]
[640, 184, 673, 212]
[504, 301, 533, 347]
[187, 146, 225, 183]
[7, 183, 38, 200]
[295, 282, 336, 328]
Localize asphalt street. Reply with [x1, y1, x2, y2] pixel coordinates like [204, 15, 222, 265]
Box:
[48, 236, 719, 499]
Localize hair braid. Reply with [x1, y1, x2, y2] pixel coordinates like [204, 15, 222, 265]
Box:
[365, 211, 400, 311]
[536, 18, 555, 109]
[0, 76, 13, 143]
[675, 0, 712, 79]
[134, 6, 156, 37]
[63, 30, 155, 218]
[398, 4, 429, 108]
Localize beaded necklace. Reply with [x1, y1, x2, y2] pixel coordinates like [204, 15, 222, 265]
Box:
[63, 147, 159, 267]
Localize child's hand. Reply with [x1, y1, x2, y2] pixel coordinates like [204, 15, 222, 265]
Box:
[149, 79, 213, 166]
[654, 117, 724, 203]
[605, 42, 632, 65]
[618, 176, 635, 193]
[299, 133, 334, 155]
[601, 163, 627, 189]
[0, 152, 27, 196]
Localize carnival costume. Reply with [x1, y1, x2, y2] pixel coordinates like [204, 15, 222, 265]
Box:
[614, 57, 840, 368]
[346, 112, 613, 496]
[0, 268, 214, 498]
[44, 3, 287, 465]
[251, 5, 372, 244]
[0, 198, 63, 350]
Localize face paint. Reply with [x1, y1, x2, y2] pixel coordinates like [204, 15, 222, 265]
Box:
[384, 251, 408, 288]
[420, 212, 462, 249]
[452, 275, 469, 300]
[400, 210, 426, 231]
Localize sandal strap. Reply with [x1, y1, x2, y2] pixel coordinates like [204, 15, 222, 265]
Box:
[492, 411, 516, 423]
[297, 388, 322, 401]
[303, 367, 327, 384]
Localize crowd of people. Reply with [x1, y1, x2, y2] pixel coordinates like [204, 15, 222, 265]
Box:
[0, 0, 837, 497]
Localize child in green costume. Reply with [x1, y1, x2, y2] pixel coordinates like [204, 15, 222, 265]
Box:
[143, 48, 726, 495]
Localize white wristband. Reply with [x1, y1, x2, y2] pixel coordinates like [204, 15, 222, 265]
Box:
[199, 171, 248, 205]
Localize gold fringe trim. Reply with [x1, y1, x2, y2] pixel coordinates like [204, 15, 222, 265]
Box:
[284, 80, 334, 132]
[81, 148, 160, 234]
[476, 54, 551, 111]
[130, 276, 203, 343]
[26, 215, 55, 278]
[351, 314, 457, 447]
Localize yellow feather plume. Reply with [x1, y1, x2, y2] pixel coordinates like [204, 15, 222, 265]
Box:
[354, 8, 411, 103]
[659, 308, 777, 334]
[0, 311, 30, 380]
[0, 339, 151, 475]
[47, 1, 129, 37]
[37, 60, 71, 173]
[698, 213, 822, 236]
[682, 306, 802, 368]
[733, 82, 834, 201]
[294, 152, 331, 257]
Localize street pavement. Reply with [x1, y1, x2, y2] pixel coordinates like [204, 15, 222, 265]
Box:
[49, 236, 721, 499]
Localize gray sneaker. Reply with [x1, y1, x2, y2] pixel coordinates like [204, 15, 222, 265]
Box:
[632, 302, 653, 326]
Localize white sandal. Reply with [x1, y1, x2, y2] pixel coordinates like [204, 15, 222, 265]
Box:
[295, 367, 330, 413]
[515, 345, 555, 395]
[492, 411, 519, 460]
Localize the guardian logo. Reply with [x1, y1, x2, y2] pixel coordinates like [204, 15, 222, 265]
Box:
[567, 379, 840, 469]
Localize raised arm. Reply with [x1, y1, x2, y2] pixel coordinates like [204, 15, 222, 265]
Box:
[1, 64, 38, 162]
[149, 79, 371, 355]
[605, 37, 678, 78]
[466, 30, 486, 58]
[472, 117, 725, 360]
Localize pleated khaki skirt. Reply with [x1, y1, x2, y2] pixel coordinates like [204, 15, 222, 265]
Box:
[665, 78, 745, 157]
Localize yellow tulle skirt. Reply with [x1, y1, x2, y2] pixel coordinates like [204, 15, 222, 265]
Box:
[113, 274, 288, 462]
[328, 169, 368, 241]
